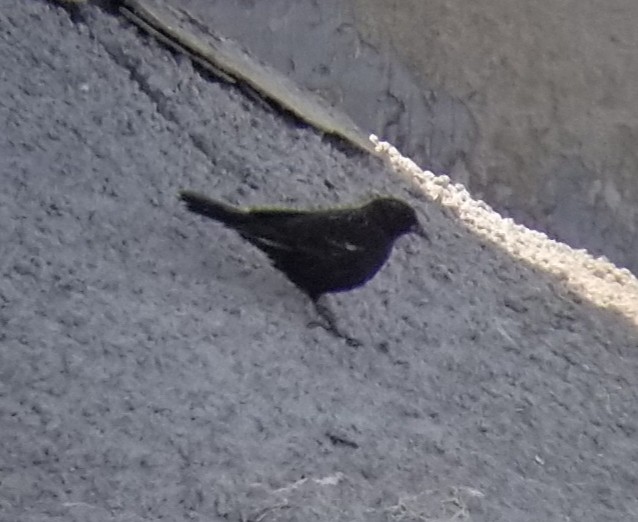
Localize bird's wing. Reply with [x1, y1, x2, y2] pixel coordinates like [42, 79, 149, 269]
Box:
[236, 208, 397, 296]
[239, 209, 371, 258]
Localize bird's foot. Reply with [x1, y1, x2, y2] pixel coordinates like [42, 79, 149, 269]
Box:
[310, 297, 362, 346]
[308, 319, 362, 347]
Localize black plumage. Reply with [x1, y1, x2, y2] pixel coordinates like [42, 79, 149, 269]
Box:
[179, 190, 426, 340]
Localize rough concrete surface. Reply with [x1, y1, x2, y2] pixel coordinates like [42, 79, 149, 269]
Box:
[178, 0, 476, 190]
[353, 0, 638, 275]
[168, 0, 638, 274]
[1, 2, 638, 522]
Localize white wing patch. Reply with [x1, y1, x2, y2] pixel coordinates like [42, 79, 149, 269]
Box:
[249, 235, 363, 256]
[251, 236, 294, 251]
[327, 239, 362, 252]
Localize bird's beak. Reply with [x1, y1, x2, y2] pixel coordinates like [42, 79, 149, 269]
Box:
[411, 221, 430, 242]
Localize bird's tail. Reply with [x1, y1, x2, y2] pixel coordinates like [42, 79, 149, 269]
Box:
[179, 190, 248, 226]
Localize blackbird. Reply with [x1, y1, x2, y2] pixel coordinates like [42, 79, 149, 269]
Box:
[179, 190, 427, 341]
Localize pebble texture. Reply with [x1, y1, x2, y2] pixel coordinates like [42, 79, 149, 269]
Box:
[1, 3, 637, 522]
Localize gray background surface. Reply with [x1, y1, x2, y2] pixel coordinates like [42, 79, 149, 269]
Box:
[1, 2, 637, 521]
[181, 0, 638, 274]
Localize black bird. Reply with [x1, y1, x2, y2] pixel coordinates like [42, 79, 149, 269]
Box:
[179, 190, 427, 341]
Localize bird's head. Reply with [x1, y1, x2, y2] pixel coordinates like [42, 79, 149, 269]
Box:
[368, 197, 429, 240]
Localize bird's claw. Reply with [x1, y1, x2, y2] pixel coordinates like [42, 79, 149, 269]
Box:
[307, 319, 362, 346]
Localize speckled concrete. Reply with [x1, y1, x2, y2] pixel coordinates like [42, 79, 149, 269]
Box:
[0, 3, 637, 521]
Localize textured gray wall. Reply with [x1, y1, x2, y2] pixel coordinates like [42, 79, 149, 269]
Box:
[183, 0, 638, 273]
[2, 3, 638, 521]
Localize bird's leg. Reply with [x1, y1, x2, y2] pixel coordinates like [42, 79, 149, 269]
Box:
[311, 295, 338, 331]
[311, 296, 362, 347]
